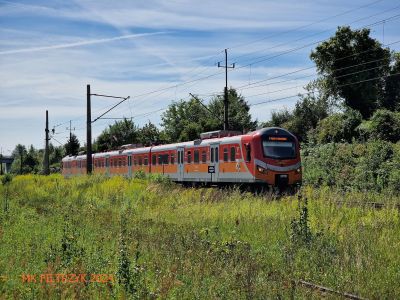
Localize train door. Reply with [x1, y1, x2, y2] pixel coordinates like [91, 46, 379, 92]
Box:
[127, 154, 132, 178]
[210, 143, 220, 182]
[105, 155, 110, 176]
[177, 147, 184, 181]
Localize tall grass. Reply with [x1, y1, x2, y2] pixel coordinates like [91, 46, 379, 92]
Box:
[0, 174, 399, 299]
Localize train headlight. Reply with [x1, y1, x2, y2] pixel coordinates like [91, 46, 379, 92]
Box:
[295, 167, 301, 174]
[257, 165, 267, 174]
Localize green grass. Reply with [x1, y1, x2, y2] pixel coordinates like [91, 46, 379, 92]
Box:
[0, 174, 399, 299]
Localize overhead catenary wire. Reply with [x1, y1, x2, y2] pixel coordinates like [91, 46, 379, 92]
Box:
[237, 39, 400, 91]
[227, 0, 387, 52]
[231, 2, 400, 64]
[247, 71, 400, 108]
[233, 13, 400, 72]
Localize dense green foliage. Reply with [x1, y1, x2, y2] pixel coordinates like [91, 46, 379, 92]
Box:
[161, 88, 257, 143]
[65, 134, 80, 156]
[310, 26, 392, 118]
[10, 143, 64, 174]
[302, 141, 400, 192]
[271, 27, 399, 143]
[0, 175, 399, 299]
[312, 109, 362, 144]
[263, 87, 329, 142]
[94, 119, 162, 151]
[358, 109, 400, 143]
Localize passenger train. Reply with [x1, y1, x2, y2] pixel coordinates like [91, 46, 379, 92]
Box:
[62, 127, 302, 188]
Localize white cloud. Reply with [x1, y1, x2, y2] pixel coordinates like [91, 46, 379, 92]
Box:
[0, 32, 167, 55]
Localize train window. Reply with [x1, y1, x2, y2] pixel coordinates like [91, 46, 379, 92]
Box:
[223, 148, 228, 162]
[187, 151, 192, 163]
[194, 150, 199, 164]
[134, 158, 137, 165]
[139, 156, 143, 166]
[106, 158, 109, 167]
[215, 147, 219, 162]
[230, 147, 236, 161]
[211, 148, 214, 163]
[201, 150, 206, 163]
[262, 136, 296, 159]
[158, 154, 168, 165]
[245, 144, 251, 162]
[144, 157, 148, 165]
[171, 153, 175, 164]
[152, 154, 157, 165]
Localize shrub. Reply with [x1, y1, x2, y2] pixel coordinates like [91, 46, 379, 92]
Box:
[315, 109, 362, 143]
[302, 141, 400, 192]
[367, 109, 400, 142]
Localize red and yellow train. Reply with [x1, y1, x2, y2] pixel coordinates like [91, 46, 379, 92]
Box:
[62, 127, 302, 188]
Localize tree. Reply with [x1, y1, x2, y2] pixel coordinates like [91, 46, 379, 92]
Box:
[95, 119, 139, 151]
[50, 144, 65, 168]
[65, 134, 80, 156]
[262, 82, 329, 142]
[25, 145, 39, 172]
[11, 144, 27, 174]
[161, 97, 211, 143]
[161, 88, 257, 143]
[208, 88, 258, 132]
[262, 108, 292, 128]
[138, 121, 160, 146]
[362, 109, 400, 142]
[310, 26, 391, 118]
[315, 109, 362, 143]
[10, 144, 42, 174]
[383, 52, 400, 111]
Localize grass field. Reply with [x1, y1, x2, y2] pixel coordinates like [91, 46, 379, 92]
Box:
[0, 174, 399, 299]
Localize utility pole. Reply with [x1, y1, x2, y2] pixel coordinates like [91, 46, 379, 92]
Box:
[218, 48, 235, 130]
[67, 120, 75, 154]
[44, 110, 50, 175]
[0, 148, 3, 175]
[87, 84, 92, 174]
[69, 120, 72, 141]
[86, 84, 130, 174]
[19, 147, 23, 174]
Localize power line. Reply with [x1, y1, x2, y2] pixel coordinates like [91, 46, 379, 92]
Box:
[227, 0, 387, 51]
[231, 2, 400, 64]
[248, 71, 400, 108]
[237, 39, 400, 91]
[233, 13, 400, 71]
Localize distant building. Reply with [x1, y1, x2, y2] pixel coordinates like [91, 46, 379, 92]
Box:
[0, 156, 13, 174]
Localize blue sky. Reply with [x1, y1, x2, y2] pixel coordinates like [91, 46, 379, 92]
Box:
[1, 0, 399, 155]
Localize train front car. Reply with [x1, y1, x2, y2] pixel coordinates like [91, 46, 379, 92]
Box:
[251, 127, 301, 189]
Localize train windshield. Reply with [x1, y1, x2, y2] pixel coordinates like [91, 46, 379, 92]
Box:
[262, 136, 296, 159]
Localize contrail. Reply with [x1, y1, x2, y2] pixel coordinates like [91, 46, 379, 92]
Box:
[0, 32, 166, 55]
